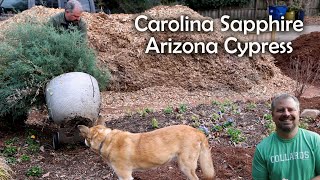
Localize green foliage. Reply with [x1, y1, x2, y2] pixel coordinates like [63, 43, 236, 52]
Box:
[125, 109, 133, 117]
[3, 146, 17, 157]
[227, 127, 246, 144]
[151, 118, 159, 129]
[263, 113, 275, 134]
[4, 137, 19, 146]
[192, 115, 200, 127]
[263, 113, 272, 121]
[231, 103, 239, 110]
[185, 0, 250, 10]
[222, 119, 234, 128]
[178, 104, 187, 113]
[27, 143, 40, 154]
[193, 120, 200, 128]
[139, 108, 153, 117]
[26, 166, 43, 177]
[246, 102, 257, 111]
[299, 120, 309, 129]
[139, 110, 147, 117]
[222, 99, 233, 107]
[212, 124, 223, 132]
[265, 102, 271, 109]
[24, 130, 40, 153]
[211, 113, 220, 121]
[20, 154, 30, 162]
[191, 115, 199, 121]
[211, 118, 233, 132]
[163, 106, 173, 114]
[287, 0, 304, 11]
[0, 21, 110, 120]
[144, 108, 153, 113]
[198, 125, 209, 135]
[265, 121, 275, 133]
[218, 106, 225, 114]
[5, 157, 17, 165]
[300, 117, 314, 123]
[211, 100, 221, 106]
[175, 113, 184, 120]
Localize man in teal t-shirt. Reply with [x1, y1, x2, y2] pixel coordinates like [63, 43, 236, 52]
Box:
[252, 93, 320, 180]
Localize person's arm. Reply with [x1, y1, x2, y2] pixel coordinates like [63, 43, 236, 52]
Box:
[79, 20, 87, 39]
[313, 135, 320, 179]
[311, 176, 320, 180]
[252, 147, 268, 180]
[47, 15, 59, 29]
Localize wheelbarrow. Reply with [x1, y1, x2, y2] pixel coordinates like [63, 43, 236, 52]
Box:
[45, 72, 101, 149]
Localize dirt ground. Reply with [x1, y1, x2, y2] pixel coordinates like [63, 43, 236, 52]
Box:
[1, 99, 320, 180]
[0, 5, 320, 180]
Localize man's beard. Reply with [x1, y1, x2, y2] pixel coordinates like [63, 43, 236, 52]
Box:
[278, 123, 296, 132]
[277, 116, 297, 132]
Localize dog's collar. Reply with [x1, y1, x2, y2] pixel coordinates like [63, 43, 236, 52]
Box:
[99, 135, 108, 155]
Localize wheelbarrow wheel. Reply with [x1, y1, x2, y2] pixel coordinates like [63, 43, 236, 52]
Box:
[52, 132, 60, 150]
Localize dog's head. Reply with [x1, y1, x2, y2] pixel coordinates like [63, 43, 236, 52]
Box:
[78, 125, 112, 151]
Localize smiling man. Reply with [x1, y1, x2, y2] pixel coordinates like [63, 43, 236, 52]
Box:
[252, 93, 320, 180]
[48, 0, 87, 39]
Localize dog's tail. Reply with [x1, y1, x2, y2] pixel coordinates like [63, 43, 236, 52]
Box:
[199, 138, 215, 180]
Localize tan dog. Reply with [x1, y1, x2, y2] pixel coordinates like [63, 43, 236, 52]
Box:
[78, 124, 215, 180]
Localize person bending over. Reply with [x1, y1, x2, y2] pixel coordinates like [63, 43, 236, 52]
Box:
[48, 0, 87, 38]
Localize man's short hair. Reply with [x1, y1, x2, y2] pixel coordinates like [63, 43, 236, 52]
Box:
[271, 93, 300, 112]
[65, 0, 83, 13]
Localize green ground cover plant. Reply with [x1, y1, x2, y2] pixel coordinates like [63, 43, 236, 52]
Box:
[178, 104, 187, 113]
[151, 118, 159, 128]
[163, 106, 173, 114]
[26, 166, 43, 177]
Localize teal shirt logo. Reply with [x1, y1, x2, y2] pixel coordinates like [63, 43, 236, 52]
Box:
[270, 151, 310, 163]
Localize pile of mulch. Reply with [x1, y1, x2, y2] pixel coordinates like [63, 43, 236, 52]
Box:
[0, 5, 295, 94]
[304, 16, 320, 25]
[274, 32, 320, 86]
[86, 5, 283, 93]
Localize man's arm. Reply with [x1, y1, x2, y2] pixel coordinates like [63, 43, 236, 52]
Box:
[252, 147, 268, 180]
[311, 176, 320, 180]
[314, 134, 320, 177]
[79, 20, 87, 39]
[47, 15, 59, 29]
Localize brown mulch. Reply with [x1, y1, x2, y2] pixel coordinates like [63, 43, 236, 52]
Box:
[274, 32, 320, 88]
[300, 96, 320, 109]
[304, 16, 320, 25]
[0, 6, 296, 95]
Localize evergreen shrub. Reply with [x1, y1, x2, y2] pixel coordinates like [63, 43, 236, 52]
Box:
[0, 22, 110, 119]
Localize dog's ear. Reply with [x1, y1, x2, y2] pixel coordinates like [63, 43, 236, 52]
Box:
[78, 125, 89, 137]
[94, 115, 106, 126]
